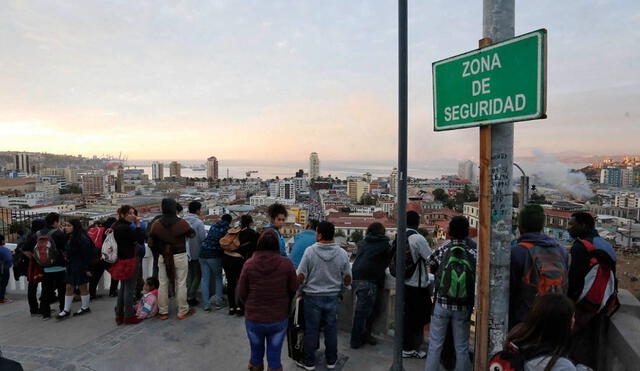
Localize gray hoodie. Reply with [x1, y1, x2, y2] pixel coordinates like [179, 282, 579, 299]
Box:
[297, 242, 352, 296]
[183, 212, 206, 260]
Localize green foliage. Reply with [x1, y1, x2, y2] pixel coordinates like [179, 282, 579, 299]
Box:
[432, 188, 449, 202]
[350, 230, 363, 243]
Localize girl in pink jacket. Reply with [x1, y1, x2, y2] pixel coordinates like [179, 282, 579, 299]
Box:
[135, 277, 159, 319]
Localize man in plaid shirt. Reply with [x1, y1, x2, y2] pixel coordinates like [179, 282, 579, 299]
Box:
[425, 216, 477, 371]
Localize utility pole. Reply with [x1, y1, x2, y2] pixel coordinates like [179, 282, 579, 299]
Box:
[476, 0, 516, 368]
[390, 0, 408, 370]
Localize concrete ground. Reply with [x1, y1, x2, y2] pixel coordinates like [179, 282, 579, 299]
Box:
[0, 293, 426, 371]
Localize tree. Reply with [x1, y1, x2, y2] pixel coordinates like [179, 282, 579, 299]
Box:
[350, 230, 363, 243]
[529, 193, 548, 205]
[432, 188, 449, 202]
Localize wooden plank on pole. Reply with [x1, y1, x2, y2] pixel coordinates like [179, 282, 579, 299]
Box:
[475, 37, 493, 370]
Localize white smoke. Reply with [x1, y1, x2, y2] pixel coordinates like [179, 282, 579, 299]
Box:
[520, 149, 594, 199]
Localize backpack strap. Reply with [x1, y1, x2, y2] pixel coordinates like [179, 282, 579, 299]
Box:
[517, 241, 535, 249]
[578, 238, 596, 253]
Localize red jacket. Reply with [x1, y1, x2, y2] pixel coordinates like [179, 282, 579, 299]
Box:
[238, 250, 298, 323]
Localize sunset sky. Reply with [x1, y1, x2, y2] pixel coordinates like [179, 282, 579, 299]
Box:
[1, 0, 639, 164]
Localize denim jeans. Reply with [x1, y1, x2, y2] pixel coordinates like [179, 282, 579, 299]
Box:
[350, 280, 380, 348]
[245, 318, 288, 369]
[304, 295, 339, 367]
[200, 258, 223, 308]
[425, 303, 472, 371]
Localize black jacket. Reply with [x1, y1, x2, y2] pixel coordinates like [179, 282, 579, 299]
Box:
[238, 228, 258, 260]
[65, 234, 94, 274]
[352, 234, 392, 284]
[113, 219, 144, 260]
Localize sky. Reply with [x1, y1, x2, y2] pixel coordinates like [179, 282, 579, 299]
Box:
[1, 0, 639, 166]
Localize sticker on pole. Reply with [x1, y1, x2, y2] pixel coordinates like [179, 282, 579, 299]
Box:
[432, 29, 547, 131]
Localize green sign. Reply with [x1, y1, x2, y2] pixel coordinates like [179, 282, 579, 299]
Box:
[432, 29, 547, 131]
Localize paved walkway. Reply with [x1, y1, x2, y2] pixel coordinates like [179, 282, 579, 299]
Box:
[0, 294, 426, 371]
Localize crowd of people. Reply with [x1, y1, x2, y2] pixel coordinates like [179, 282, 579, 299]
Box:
[0, 200, 619, 371]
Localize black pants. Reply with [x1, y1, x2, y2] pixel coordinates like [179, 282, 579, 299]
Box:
[570, 313, 607, 369]
[222, 254, 244, 309]
[403, 285, 432, 351]
[40, 271, 65, 317]
[89, 260, 110, 297]
[28, 281, 40, 314]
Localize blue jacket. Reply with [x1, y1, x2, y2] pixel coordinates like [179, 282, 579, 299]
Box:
[290, 230, 317, 268]
[510, 232, 568, 328]
[0, 245, 13, 274]
[200, 220, 229, 259]
[264, 224, 287, 257]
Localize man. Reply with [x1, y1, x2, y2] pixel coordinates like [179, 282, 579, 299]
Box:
[509, 204, 568, 329]
[290, 219, 319, 269]
[568, 211, 616, 369]
[184, 201, 206, 307]
[23, 213, 67, 319]
[200, 214, 232, 311]
[297, 221, 352, 370]
[349, 222, 391, 349]
[0, 234, 14, 304]
[397, 211, 432, 359]
[148, 199, 196, 320]
[425, 216, 476, 371]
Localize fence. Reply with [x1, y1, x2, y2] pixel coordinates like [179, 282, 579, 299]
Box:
[0, 208, 94, 243]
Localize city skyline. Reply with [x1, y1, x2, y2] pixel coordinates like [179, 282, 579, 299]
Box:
[1, 1, 639, 162]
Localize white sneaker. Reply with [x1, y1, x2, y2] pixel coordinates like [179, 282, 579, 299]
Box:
[402, 350, 427, 359]
[327, 362, 337, 369]
[295, 360, 315, 370]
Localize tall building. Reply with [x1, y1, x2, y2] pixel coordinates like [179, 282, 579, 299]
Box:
[207, 156, 219, 180]
[15, 153, 31, 174]
[389, 168, 398, 195]
[309, 152, 320, 179]
[601, 167, 622, 187]
[622, 166, 634, 187]
[116, 165, 124, 193]
[279, 180, 296, 200]
[81, 174, 109, 195]
[295, 169, 305, 178]
[152, 162, 164, 181]
[169, 161, 181, 178]
[347, 178, 367, 202]
[458, 160, 475, 181]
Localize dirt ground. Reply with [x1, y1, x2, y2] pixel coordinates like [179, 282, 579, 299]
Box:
[617, 252, 640, 299]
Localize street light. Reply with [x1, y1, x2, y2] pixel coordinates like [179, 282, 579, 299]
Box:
[514, 163, 529, 208]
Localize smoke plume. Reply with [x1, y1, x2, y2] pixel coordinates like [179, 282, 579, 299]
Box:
[521, 149, 594, 199]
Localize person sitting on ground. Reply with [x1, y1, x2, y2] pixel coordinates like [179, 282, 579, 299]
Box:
[504, 293, 578, 371]
[349, 222, 392, 349]
[57, 219, 94, 319]
[264, 203, 288, 257]
[135, 277, 159, 320]
[510, 204, 568, 330]
[238, 229, 298, 371]
[289, 219, 320, 269]
[0, 234, 14, 304]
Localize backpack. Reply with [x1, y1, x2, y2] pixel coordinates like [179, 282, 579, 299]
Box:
[519, 242, 568, 309]
[389, 230, 420, 279]
[34, 230, 59, 267]
[488, 343, 525, 371]
[101, 229, 118, 263]
[201, 223, 227, 252]
[575, 238, 619, 325]
[436, 243, 476, 305]
[220, 227, 242, 252]
[87, 226, 105, 249]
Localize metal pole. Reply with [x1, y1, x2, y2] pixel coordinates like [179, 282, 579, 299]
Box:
[391, 0, 408, 370]
[483, 0, 515, 362]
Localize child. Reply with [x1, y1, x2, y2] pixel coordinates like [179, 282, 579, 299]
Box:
[135, 277, 159, 319]
[0, 234, 14, 304]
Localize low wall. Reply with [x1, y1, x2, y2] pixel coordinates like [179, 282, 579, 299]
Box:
[604, 289, 640, 371]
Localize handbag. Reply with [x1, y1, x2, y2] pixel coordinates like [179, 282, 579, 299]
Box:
[108, 246, 138, 281]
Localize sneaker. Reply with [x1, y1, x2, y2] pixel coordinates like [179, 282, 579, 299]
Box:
[56, 310, 71, 320]
[228, 308, 236, 315]
[213, 301, 227, 310]
[295, 361, 315, 370]
[74, 307, 91, 316]
[203, 306, 212, 312]
[327, 362, 337, 369]
[159, 313, 170, 320]
[177, 308, 196, 320]
[402, 350, 426, 359]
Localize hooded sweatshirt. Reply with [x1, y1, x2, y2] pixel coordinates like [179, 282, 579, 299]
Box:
[183, 212, 206, 260]
[149, 199, 194, 255]
[510, 232, 569, 328]
[289, 229, 317, 268]
[237, 250, 298, 323]
[297, 242, 352, 296]
[352, 234, 391, 284]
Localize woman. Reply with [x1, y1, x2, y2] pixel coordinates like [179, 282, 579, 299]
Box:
[223, 214, 258, 316]
[57, 219, 94, 319]
[264, 203, 288, 256]
[238, 229, 298, 371]
[505, 293, 577, 371]
[113, 205, 145, 325]
[21, 219, 46, 315]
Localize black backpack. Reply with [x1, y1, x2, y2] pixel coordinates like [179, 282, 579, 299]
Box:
[435, 243, 476, 306]
[389, 230, 421, 279]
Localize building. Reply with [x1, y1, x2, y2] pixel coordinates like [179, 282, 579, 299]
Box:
[169, 161, 181, 178]
[389, 168, 398, 195]
[279, 180, 296, 200]
[152, 162, 164, 181]
[116, 166, 124, 193]
[458, 160, 475, 182]
[81, 174, 109, 196]
[289, 206, 309, 224]
[621, 166, 635, 187]
[601, 167, 622, 187]
[615, 193, 640, 209]
[463, 202, 480, 229]
[249, 195, 296, 206]
[347, 178, 367, 203]
[295, 169, 305, 178]
[309, 152, 320, 179]
[14, 153, 33, 174]
[207, 156, 219, 180]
